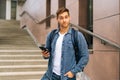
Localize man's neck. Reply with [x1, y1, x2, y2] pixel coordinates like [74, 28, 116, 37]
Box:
[59, 26, 69, 34]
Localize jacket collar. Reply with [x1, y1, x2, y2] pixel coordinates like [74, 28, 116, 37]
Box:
[55, 24, 73, 34]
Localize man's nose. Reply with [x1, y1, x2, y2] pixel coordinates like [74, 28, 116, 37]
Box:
[63, 18, 66, 22]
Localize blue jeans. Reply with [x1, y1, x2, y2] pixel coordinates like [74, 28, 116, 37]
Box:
[52, 73, 61, 80]
[52, 72, 76, 80]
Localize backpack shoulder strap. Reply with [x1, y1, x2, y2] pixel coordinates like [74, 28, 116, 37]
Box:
[71, 28, 79, 63]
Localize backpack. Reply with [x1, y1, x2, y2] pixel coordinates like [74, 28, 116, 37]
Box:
[49, 28, 79, 64]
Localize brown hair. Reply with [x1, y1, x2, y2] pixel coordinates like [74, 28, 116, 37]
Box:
[56, 7, 70, 18]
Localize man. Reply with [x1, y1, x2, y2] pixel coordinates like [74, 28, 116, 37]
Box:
[41, 7, 89, 80]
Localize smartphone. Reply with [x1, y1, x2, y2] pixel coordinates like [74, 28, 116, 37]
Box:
[39, 46, 48, 51]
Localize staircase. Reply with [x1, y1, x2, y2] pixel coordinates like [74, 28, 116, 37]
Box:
[0, 20, 47, 80]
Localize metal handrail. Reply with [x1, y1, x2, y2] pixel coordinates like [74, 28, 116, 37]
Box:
[20, 11, 120, 50]
[20, 11, 39, 23]
[38, 14, 56, 24]
[70, 23, 120, 50]
[20, 10, 56, 24]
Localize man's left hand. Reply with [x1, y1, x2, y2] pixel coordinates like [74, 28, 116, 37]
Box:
[64, 71, 74, 78]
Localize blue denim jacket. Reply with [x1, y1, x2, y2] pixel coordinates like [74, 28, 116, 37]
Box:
[41, 27, 89, 80]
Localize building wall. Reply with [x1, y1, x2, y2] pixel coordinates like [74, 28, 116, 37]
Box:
[0, 0, 6, 19]
[6, 0, 11, 20]
[66, 0, 79, 25]
[0, 0, 20, 20]
[85, 0, 120, 80]
[20, 0, 53, 44]
[16, 2, 21, 20]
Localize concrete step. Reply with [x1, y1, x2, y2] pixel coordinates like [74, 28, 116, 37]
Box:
[0, 71, 45, 80]
[0, 59, 48, 65]
[0, 65, 47, 72]
[0, 71, 45, 76]
[20, 79, 40, 80]
[0, 51, 41, 55]
[0, 75, 42, 80]
[0, 55, 43, 60]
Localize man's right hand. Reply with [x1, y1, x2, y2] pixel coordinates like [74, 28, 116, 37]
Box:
[41, 50, 50, 58]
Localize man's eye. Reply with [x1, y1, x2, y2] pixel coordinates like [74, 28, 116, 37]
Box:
[65, 16, 68, 19]
[59, 17, 63, 20]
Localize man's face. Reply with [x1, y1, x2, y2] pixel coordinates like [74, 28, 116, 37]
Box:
[57, 12, 70, 28]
